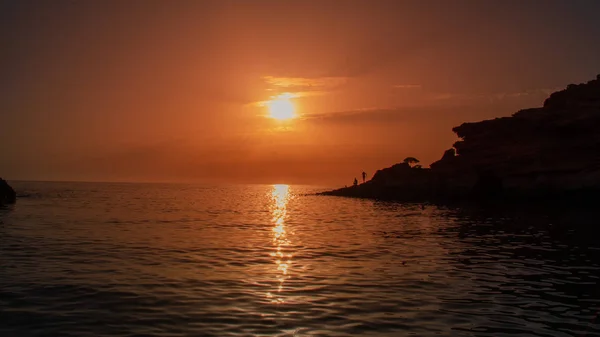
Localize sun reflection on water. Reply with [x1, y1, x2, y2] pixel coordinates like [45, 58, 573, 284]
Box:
[267, 184, 293, 304]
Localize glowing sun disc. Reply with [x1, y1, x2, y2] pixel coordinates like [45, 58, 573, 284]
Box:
[268, 95, 296, 120]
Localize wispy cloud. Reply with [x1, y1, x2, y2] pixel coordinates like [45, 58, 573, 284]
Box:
[432, 87, 561, 103]
[492, 87, 561, 100]
[393, 84, 422, 89]
[303, 108, 403, 124]
[261, 76, 348, 98]
[431, 93, 477, 101]
[264, 76, 348, 89]
[303, 106, 457, 124]
[255, 92, 298, 107]
[253, 75, 349, 106]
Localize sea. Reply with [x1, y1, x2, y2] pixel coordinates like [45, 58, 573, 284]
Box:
[1, 181, 599, 337]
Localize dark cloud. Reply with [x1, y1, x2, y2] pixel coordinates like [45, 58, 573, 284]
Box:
[302, 97, 546, 127]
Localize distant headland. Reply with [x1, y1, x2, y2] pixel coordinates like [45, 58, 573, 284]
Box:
[0, 178, 16, 205]
[319, 74, 600, 203]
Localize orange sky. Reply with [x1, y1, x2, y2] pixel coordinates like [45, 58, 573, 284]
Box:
[2, 1, 600, 185]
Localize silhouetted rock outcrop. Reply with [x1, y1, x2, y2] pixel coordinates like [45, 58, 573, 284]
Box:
[0, 178, 16, 205]
[321, 163, 436, 201]
[320, 74, 600, 202]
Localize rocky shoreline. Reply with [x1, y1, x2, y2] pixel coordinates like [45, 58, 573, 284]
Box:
[319, 74, 600, 203]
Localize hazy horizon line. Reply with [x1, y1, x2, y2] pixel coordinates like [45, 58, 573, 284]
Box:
[6, 178, 337, 188]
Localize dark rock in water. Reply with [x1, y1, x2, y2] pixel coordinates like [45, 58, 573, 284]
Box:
[0, 178, 17, 204]
[320, 74, 600, 202]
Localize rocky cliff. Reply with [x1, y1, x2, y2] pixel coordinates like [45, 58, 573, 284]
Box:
[321, 74, 600, 201]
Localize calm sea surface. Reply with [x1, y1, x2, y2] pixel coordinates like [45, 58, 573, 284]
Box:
[1, 181, 599, 337]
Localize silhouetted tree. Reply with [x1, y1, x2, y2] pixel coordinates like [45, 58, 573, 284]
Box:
[403, 157, 420, 167]
[413, 164, 422, 169]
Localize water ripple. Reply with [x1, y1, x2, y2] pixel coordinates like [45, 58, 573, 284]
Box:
[1, 182, 599, 336]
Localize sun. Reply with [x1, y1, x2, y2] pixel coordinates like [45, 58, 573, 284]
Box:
[267, 93, 296, 120]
